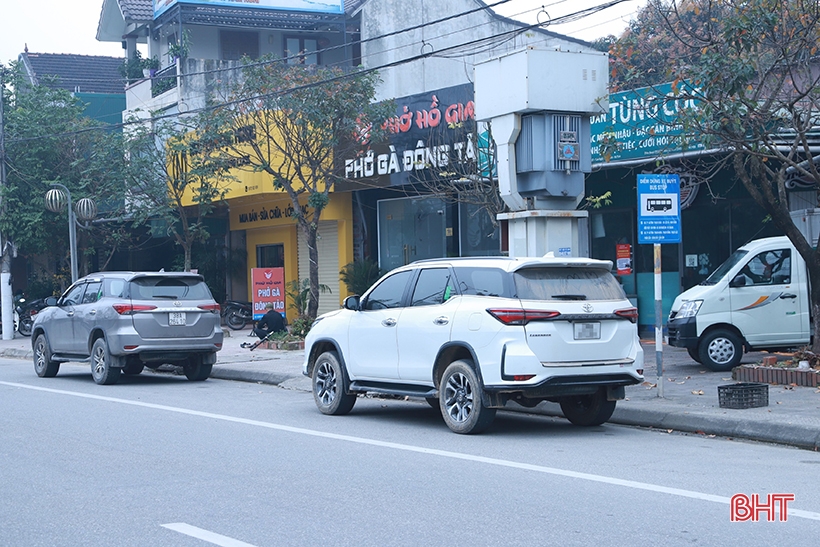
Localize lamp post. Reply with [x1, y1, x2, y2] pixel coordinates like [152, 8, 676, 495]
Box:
[45, 184, 96, 284]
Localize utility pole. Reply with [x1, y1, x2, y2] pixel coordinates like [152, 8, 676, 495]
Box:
[0, 66, 14, 340]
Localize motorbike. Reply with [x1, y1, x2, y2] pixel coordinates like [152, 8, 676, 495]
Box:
[16, 297, 46, 337]
[222, 300, 253, 330]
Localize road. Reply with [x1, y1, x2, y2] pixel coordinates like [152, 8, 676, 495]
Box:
[1, 358, 819, 547]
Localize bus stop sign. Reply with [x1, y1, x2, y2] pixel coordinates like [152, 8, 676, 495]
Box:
[637, 174, 681, 244]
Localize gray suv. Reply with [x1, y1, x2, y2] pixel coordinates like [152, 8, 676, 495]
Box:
[32, 272, 223, 385]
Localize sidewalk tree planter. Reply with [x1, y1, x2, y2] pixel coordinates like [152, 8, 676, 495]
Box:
[733, 349, 820, 387]
[733, 365, 819, 387]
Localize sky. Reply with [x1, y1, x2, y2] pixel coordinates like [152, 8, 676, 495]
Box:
[0, 0, 644, 67]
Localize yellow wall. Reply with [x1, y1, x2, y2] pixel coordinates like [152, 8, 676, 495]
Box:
[234, 192, 354, 319]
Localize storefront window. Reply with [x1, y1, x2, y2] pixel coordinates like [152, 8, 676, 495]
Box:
[459, 202, 501, 257]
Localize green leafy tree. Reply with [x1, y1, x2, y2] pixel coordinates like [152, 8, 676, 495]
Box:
[122, 116, 233, 271]
[1, 63, 130, 285]
[646, 0, 820, 352]
[203, 58, 393, 319]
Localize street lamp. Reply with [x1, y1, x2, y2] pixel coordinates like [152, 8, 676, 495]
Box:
[45, 183, 96, 283]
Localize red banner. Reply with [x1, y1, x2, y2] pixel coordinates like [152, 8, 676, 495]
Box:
[251, 267, 286, 320]
[616, 244, 632, 276]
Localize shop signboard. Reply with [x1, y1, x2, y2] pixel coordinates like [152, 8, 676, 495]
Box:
[591, 81, 703, 164]
[154, 0, 344, 18]
[637, 174, 681, 244]
[251, 267, 286, 320]
[340, 83, 494, 189]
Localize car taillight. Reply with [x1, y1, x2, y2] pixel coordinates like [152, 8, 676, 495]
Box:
[487, 308, 561, 325]
[112, 304, 158, 315]
[198, 303, 221, 313]
[615, 307, 639, 323]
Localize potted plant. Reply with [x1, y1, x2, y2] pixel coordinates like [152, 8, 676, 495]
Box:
[142, 56, 160, 78]
[167, 30, 191, 62]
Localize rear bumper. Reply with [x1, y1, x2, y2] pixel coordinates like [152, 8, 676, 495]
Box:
[667, 317, 699, 350]
[485, 370, 642, 399]
[107, 329, 223, 359]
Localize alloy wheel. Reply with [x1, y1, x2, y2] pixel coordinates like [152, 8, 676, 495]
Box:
[443, 371, 473, 423]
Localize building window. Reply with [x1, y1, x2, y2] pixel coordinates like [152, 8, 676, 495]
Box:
[221, 31, 260, 60]
[284, 36, 318, 65]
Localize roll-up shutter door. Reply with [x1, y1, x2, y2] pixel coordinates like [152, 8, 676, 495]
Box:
[298, 221, 339, 316]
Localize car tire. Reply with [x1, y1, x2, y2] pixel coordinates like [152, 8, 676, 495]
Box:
[91, 338, 121, 385]
[698, 329, 743, 372]
[687, 347, 702, 364]
[559, 389, 616, 426]
[312, 351, 356, 416]
[33, 334, 60, 378]
[226, 311, 247, 330]
[440, 359, 496, 434]
[123, 362, 145, 376]
[184, 360, 213, 381]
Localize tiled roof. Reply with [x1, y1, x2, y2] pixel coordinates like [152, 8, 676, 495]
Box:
[21, 52, 126, 95]
[120, 0, 153, 21]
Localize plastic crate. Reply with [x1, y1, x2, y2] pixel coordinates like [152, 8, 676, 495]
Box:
[718, 383, 769, 409]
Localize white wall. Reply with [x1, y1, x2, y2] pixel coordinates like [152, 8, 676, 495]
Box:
[360, 0, 598, 100]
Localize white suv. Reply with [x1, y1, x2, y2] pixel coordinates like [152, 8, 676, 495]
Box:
[303, 256, 644, 434]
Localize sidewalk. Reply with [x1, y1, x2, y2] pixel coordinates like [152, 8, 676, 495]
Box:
[5, 329, 819, 449]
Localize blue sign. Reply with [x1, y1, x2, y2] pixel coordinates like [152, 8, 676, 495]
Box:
[637, 174, 681, 244]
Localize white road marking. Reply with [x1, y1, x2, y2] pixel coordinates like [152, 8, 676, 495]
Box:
[162, 523, 258, 547]
[4, 380, 820, 521]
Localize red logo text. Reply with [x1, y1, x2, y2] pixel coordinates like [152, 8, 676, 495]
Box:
[730, 493, 795, 522]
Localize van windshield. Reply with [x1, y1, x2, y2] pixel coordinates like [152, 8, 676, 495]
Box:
[702, 250, 748, 285]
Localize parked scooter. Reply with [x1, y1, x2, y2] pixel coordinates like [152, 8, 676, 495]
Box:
[16, 297, 46, 337]
[222, 300, 253, 330]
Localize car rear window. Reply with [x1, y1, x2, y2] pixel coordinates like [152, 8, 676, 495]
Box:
[129, 277, 213, 301]
[513, 267, 626, 301]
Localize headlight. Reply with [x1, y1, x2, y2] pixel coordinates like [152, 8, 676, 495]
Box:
[676, 300, 703, 318]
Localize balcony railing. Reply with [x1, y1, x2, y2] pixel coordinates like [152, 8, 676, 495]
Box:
[152, 64, 178, 98]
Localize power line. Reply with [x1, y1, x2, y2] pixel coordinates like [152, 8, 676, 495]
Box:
[7, 0, 628, 145]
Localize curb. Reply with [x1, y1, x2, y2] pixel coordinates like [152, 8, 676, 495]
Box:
[506, 402, 820, 450]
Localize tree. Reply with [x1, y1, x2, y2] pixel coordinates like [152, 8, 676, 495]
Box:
[607, 0, 723, 91]
[1, 63, 128, 287]
[413, 120, 507, 231]
[644, 0, 820, 352]
[122, 115, 233, 272]
[203, 58, 393, 319]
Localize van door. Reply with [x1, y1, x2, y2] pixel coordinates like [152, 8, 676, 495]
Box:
[729, 247, 808, 345]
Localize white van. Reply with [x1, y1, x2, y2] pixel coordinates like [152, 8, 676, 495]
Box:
[667, 236, 809, 371]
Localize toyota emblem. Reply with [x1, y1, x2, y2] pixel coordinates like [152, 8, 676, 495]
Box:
[174, 301, 182, 307]
[582, 303, 594, 313]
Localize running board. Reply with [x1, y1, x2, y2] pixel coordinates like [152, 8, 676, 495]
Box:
[349, 380, 437, 399]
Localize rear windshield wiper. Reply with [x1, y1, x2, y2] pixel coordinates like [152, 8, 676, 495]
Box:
[551, 294, 587, 300]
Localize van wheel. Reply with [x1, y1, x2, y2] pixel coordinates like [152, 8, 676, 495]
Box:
[687, 347, 702, 364]
[560, 389, 616, 426]
[440, 360, 496, 434]
[33, 334, 60, 378]
[313, 351, 356, 415]
[699, 329, 743, 371]
[91, 338, 121, 385]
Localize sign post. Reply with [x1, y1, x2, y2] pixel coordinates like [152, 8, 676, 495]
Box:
[637, 174, 681, 397]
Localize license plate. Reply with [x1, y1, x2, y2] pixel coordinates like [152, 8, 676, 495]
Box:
[574, 322, 600, 340]
[169, 312, 186, 326]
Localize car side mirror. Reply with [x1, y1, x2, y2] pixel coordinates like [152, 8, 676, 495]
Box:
[729, 274, 747, 288]
[343, 295, 360, 311]
[45, 296, 58, 307]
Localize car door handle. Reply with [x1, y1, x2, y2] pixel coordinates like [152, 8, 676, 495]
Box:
[89, 309, 97, 315]
[779, 293, 797, 299]
[382, 318, 397, 327]
[66, 311, 74, 317]
[433, 316, 449, 325]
